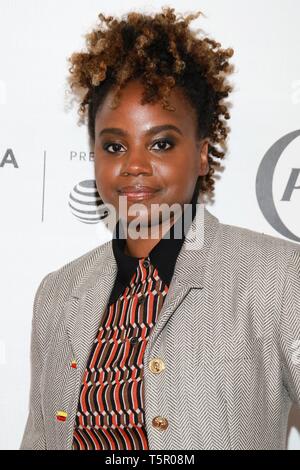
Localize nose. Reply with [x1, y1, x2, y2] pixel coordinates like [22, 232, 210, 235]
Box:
[120, 148, 153, 176]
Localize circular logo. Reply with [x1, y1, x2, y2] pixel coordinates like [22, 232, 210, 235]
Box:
[256, 130, 300, 242]
[68, 179, 109, 224]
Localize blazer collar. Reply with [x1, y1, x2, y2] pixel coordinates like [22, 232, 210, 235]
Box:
[70, 204, 219, 299]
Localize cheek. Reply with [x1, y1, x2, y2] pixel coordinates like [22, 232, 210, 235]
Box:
[94, 159, 117, 201]
[158, 160, 196, 192]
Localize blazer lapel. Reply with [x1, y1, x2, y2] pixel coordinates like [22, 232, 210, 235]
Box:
[146, 204, 219, 350]
[65, 204, 219, 366]
[65, 246, 118, 369]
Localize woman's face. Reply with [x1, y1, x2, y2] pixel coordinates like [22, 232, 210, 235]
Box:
[94, 79, 209, 228]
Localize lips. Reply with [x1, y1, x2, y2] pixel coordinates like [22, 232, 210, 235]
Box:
[118, 185, 159, 193]
[118, 185, 160, 201]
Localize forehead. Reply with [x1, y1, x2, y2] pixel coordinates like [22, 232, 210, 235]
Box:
[95, 79, 197, 133]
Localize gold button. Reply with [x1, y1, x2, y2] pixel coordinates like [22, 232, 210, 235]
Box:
[149, 358, 165, 374]
[152, 416, 169, 430]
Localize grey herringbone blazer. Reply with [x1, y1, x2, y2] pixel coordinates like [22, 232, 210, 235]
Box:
[20, 206, 300, 450]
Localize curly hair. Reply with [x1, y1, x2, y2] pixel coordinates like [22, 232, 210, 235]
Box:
[66, 6, 235, 195]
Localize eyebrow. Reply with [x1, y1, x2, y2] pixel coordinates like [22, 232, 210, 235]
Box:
[98, 124, 183, 138]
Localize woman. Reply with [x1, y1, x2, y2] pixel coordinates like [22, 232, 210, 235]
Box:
[20, 7, 300, 450]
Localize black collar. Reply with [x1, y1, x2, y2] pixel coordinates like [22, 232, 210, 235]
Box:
[112, 187, 199, 289]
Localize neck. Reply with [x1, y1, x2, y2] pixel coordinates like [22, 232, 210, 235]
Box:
[117, 187, 200, 259]
[122, 214, 178, 258]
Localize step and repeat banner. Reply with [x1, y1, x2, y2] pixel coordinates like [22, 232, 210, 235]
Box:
[0, 0, 299, 449]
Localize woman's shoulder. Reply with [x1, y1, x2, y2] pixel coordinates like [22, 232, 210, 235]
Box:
[31, 239, 113, 342]
[37, 239, 113, 303]
[217, 218, 300, 271]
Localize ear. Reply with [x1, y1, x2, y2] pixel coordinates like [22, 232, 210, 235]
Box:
[197, 139, 209, 176]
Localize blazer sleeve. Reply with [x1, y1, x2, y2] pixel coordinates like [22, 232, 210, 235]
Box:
[279, 248, 300, 407]
[19, 272, 53, 450]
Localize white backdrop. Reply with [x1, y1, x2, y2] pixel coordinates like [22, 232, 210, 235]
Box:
[0, 0, 299, 450]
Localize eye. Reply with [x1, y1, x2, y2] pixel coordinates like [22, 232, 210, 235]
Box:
[103, 142, 125, 154]
[151, 138, 174, 151]
[102, 138, 174, 154]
